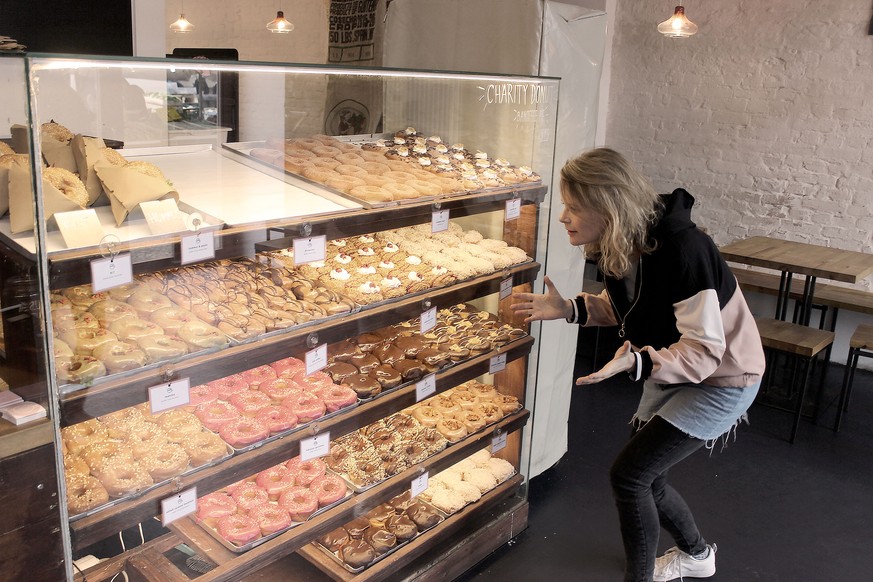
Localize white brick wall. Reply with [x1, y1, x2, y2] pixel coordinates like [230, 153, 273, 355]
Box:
[606, 0, 873, 281]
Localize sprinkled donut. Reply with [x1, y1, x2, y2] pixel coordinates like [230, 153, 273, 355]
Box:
[194, 400, 241, 432]
[217, 513, 261, 546]
[278, 486, 319, 521]
[219, 416, 269, 448]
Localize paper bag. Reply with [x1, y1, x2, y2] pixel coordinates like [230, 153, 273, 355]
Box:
[10, 124, 28, 155]
[0, 155, 29, 217]
[71, 135, 109, 207]
[8, 165, 86, 234]
[40, 132, 78, 173]
[95, 164, 179, 226]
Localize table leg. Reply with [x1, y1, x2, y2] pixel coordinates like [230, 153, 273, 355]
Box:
[776, 271, 793, 321]
[799, 275, 817, 326]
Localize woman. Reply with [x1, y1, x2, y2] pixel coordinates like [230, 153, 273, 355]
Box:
[512, 148, 765, 582]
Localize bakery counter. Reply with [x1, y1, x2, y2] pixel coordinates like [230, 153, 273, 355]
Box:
[68, 337, 534, 550]
[58, 261, 540, 425]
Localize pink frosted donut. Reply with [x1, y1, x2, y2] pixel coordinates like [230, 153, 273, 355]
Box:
[281, 392, 326, 424]
[287, 457, 326, 486]
[188, 384, 217, 408]
[255, 405, 298, 434]
[249, 502, 292, 535]
[196, 491, 237, 526]
[269, 357, 306, 377]
[219, 417, 270, 448]
[278, 486, 319, 522]
[230, 481, 269, 512]
[229, 390, 272, 416]
[194, 400, 241, 432]
[321, 385, 358, 412]
[255, 464, 296, 500]
[208, 374, 249, 399]
[259, 378, 304, 402]
[292, 370, 335, 392]
[217, 513, 261, 546]
[309, 473, 347, 506]
[241, 365, 278, 387]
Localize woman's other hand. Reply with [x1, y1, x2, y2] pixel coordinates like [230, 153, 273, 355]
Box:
[511, 276, 573, 323]
[576, 341, 635, 385]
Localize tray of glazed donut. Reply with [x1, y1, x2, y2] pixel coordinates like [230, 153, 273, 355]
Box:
[324, 413, 449, 492]
[62, 406, 232, 520]
[228, 127, 541, 208]
[311, 492, 446, 573]
[417, 448, 517, 515]
[192, 454, 352, 552]
[402, 381, 523, 444]
[51, 257, 357, 389]
[266, 223, 530, 307]
[190, 356, 359, 453]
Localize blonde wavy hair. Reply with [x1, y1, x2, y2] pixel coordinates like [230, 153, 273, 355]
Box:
[560, 148, 662, 278]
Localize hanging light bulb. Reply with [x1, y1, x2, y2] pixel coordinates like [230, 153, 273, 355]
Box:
[170, 1, 194, 33]
[266, 10, 294, 33]
[657, 6, 698, 38]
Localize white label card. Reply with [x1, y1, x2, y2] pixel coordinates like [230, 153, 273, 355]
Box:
[431, 209, 450, 233]
[149, 378, 191, 414]
[141, 199, 188, 235]
[300, 432, 330, 461]
[54, 209, 106, 248]
[411, 472, 429, 498]
[161, 486, 198, 526]
[492, 431, 508, 453]
[415, 374, 437, 402]
[293, 235, 327, 265]
[90, 253, 133, 292]
[420, 306, 437, 333]
[505, 198, 521, 221]
[499, 276, 513, 300]
[305, 344, 328, 375]
[180, 231, 215, 265]
[489, 353, 508, 374]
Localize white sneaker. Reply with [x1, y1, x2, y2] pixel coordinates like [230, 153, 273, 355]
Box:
[652, 543, 717, 581]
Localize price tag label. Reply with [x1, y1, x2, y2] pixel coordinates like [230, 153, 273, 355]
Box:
[305, 344, 328, 375]
[416, 374, 437, 402]
[148, 378, 191, 414]
[161, 486, 197, 526]
[293, 235, 327, 265]
[492, 431, 508, 453]
[411, 472, 430, 498]
[180, 230, 215, 265]
[300, 432, 330, 461]
[505, 198, 521, 221]
[90, 253, 133, 292]
[54, 208, 106, 248]
[431, 209, 450, 233]
[499, 276, 513, 300]
[489, 353, 507, 374]
[420, 306, 437, 333]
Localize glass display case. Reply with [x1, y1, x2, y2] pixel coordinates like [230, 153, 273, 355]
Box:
[0, 53, 559, 581]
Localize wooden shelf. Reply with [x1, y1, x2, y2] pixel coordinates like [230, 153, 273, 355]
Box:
[69, 338, 534, 550]
[0, 418, 53, 459]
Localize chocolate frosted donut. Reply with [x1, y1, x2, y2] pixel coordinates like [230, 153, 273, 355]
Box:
[406, 502, 441, 530]
[349, 352, 381, 374]
[416, 347, 452, 370]
[354, 332, 383, 352]
[373, 344, 404, 365]
[389, 490, 415, 512]
[344, 374, 381, 398]
[371, 364, 402, 388]
[327, 339, 361, 362]
[394, 359, 424, 382]
[386, 514, 418, 542]
[345, 516, 370, 539]
[395, 336, 426, 357]
[325, 361, 358, 384]
[319, 527, 350, 552]
[341, 539, 376, 569]
[364, 526, 397, 554]
[366, 503, 396, 529]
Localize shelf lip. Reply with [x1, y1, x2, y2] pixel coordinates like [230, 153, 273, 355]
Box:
[67, 345, 533, 551]
[58, 261, 540, 425]
[0, 418, 54, 458]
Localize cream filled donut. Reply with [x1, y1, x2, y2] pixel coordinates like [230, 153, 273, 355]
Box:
[56, 355, 107, 384]
[63, 285, 109, 308]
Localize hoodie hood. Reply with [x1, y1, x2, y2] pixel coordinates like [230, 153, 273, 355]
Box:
[651, 188, 697, 238]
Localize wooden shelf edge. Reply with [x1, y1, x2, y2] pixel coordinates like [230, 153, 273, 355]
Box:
[0, 418, 54, 459]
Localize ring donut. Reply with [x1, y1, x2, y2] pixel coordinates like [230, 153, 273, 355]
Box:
[150, 307, 199, 335]
[135, 334, 188, 363]
[349, 185, 394, 202]
[59, 327, 118, 355]
[89, 300, 138, 325]
[56, 355, 107, 384]
[183, 431, 228, 466]
[407, 179, 442, 196]
[66, 473, 110, 515]
[92, 340, 147, 373]
[334, 164, 368, 178]
[127, 289, 173, 316]
[311, 145, 342, 158]
[109, 318, 163, 342]
[382, 182, 419, 200]
[334, 152, 365, 165]
[283, 156, 312, 174]
[178, 321, 229, 350]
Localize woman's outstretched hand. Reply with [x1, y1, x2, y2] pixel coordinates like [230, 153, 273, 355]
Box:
[576, 341, 636, 385]
[511, 276, 572, 323]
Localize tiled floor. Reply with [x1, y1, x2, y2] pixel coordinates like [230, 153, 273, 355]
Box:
[458, 331, 873, 581]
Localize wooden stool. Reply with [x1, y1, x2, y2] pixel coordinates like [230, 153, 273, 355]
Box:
[834, 323, 873, 432]
[754, 317, 835, 443]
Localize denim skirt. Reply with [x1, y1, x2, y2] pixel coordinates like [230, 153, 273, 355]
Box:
[632, 379, 761, 445]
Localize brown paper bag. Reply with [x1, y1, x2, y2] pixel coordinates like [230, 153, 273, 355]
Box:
[8, 165, 86, 234]
[0, 155, 29, 217]
[71, 135, 109, 207]
[40, 132, 78, 173]
[10, 124, 28, 155]
[95, 164, 179, 226]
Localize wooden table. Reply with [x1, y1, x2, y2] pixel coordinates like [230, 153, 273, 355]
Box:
[720, 236, 873, 325]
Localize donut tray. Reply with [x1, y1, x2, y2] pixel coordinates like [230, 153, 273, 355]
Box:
[67, 437, 234, 522]
[192, 486, 353, 553]
[310, 499, 446, 574]
[224, 401, 359, 455]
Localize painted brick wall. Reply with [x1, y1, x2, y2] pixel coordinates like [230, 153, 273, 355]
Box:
[606, 0, 873, 286]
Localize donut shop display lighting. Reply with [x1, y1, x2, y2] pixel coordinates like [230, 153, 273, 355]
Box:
[657, 5, 698, 38]
[266, 10, 294, 33]
[170, 1, 194, 33]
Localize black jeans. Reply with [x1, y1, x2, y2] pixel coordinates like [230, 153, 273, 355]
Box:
[609, 415, 707, 582]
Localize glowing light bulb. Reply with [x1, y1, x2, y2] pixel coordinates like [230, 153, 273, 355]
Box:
[170, 14, 195, 33]
[267, 11, 294, 33]
[657, 6, 698, 38]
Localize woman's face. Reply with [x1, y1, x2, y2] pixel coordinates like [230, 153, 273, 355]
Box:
[559, 185, 605, 247]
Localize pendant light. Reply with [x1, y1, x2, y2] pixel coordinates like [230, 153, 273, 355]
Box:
[657, 6, 698, 38]
[266, 10, 294, 33]
[170, 1, 195, 33]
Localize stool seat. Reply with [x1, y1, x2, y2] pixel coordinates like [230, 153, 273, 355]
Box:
[834, 323, 873, 432]
[848, 323, 873, 350]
